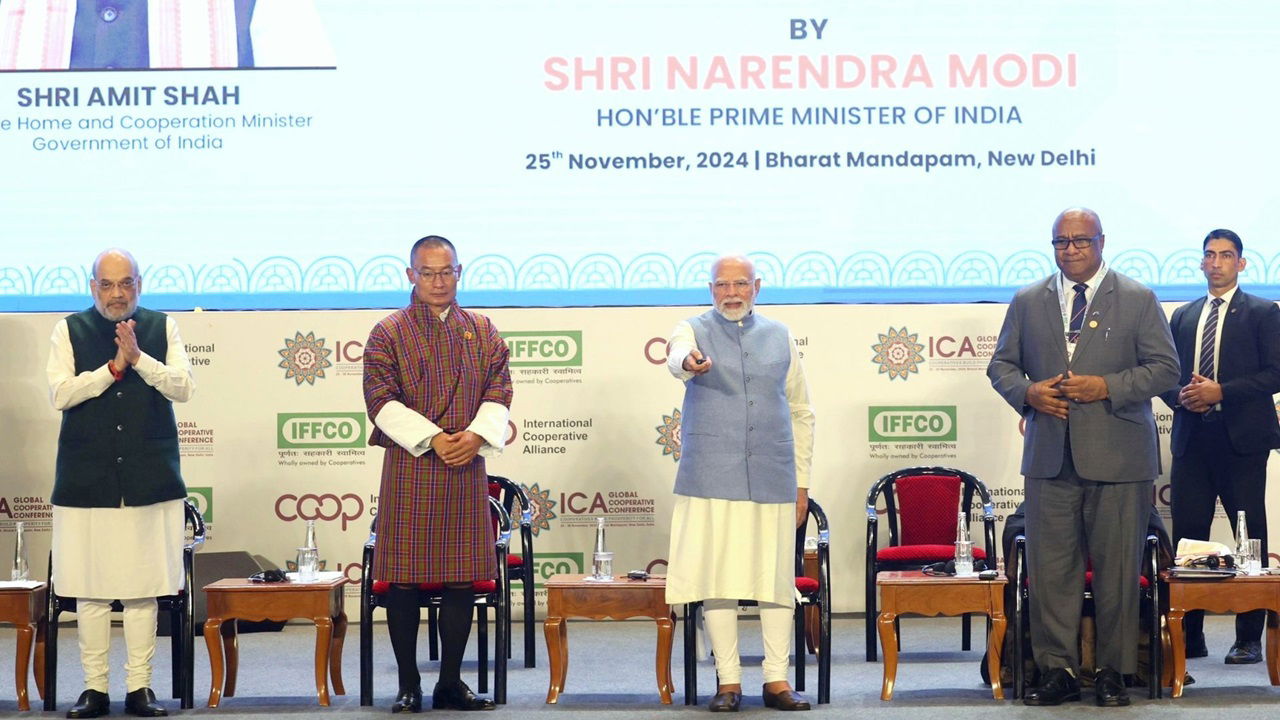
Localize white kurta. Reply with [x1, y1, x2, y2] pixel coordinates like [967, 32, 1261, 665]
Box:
[664, 317, 814, 606]
[47, 314, 195, 599]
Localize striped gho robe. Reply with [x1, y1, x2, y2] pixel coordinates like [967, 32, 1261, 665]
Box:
[363, 296, 513, 584]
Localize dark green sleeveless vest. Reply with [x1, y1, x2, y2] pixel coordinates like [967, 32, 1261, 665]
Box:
[52, 307, 186, 507]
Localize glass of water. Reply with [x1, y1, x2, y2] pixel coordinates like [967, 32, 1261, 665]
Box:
[296, 547, 319, 582]
[592, 551, 614, 581]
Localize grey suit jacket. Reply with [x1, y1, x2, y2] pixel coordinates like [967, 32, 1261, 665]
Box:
[987, 270, 1179, 482]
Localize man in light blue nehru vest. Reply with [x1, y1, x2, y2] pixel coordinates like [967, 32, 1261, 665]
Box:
[665, 254, 815, 712]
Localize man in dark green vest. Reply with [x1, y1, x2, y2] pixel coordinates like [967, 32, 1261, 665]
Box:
[48, 249, 195, 718]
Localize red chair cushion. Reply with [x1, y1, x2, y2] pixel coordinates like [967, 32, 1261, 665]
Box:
[506, 555, 524, 568]
[371, 580, 498, 594]
[1083, 571, 1150, 589]
[795, 576, 820, 594]
[877, 544, 988, 564]
[894, 475, 962, 546]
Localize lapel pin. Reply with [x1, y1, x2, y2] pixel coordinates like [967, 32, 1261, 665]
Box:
[464, 330, 474, 340]
[1088, 320, 1098, 328]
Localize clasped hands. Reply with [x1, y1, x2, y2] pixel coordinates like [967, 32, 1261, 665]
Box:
[112, 319, 141, 371]
[431, 430, 484, 467]
[1177, 373, 1222, 413]
[1026, 372, 1109, 420]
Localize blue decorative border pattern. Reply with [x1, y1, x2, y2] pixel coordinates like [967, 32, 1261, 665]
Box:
[4, 250, 1277, 311]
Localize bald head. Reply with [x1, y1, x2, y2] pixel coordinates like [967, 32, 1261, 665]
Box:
[90, 248, 141, 322]
[709, 254, 760, 322]
[1051, 207, 1106, 283]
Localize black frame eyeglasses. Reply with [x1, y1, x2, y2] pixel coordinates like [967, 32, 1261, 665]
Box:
[1051, 235, 1100, 250]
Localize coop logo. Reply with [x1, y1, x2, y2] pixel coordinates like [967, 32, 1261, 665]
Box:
[187, 487, 214, 523]
[532, 552, 585, 588]
[868, 406, 957, 442]
[277, 331, 333, 385]
[275, 492, 365, 531]
[655, 408, 682, 462]
[501, 331, 582, 367]
[521, 482, 558, 536]
[871, 327, 925, 381]
[277, 412, 366, 449]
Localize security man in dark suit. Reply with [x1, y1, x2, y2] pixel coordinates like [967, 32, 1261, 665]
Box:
[1161, 228, 1280, 665]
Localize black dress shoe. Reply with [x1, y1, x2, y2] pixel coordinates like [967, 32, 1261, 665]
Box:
[390, 686, 422, 713]
[708, 690, 741, 712]
[67, 689, 110, 719]
[432, 680, 495, 711]
[1022, 667, 1081, 706]
[762, 685, 811, 711]
[1225, 640, 1263, 665]
[123, 688, 166, 717]
[1094, 667, 1130, 707]
[1186, 632, 1209, 658]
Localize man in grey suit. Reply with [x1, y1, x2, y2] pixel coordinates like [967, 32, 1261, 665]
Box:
[988, 207, 1179, 707]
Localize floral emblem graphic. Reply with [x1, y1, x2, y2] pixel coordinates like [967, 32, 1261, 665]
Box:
[871, 327, 925, 381]
[655, 408, 682, 462]
[521, 482, 558, 536]
[278, 331, 333, 385]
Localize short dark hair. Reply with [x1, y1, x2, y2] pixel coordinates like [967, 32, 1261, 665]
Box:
[409, 235, 457, 265]
[1203, 228, 1243, 255]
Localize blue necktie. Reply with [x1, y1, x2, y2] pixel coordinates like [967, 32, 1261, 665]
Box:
[1067, 283, 1087, 343]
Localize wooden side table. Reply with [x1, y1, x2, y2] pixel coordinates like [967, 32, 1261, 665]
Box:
[543, 574, 675, 704]
[876, 570, 1007, 701]
[1163, 571, 1280, 698]
[202, 576, 348, 707]
[0, 583, 46, 711]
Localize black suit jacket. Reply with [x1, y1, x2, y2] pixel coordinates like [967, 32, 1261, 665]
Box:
[1161, 289, 1280, 457]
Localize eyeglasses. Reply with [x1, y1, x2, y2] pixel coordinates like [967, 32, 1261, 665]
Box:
[94, 278, 137, 292]
[412, 266, 459, 282]
[1051, 235, 1099, 250]
[713, 280, 754, 291]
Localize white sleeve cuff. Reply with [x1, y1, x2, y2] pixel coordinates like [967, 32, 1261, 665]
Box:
[373, 401, 442, 457]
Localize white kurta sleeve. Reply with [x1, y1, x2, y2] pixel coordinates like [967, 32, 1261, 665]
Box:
[467, 401, 511, 459]
[666, 319, 697, 382]
[47, 319, 114, 411]
[786, 332, 815, 489]
[132, 317, 195, 403]
[373, 401, 443, 457]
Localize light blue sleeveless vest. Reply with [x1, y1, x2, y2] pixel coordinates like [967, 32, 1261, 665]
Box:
[673, 310, 796, 503]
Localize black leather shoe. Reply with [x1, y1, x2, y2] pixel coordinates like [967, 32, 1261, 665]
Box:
[1094, 667, 1130, 707]
[67, 689, 110, 718]
[708, 690, 741, 712]
[123, 688, 166, 717]
[762, 685, 811, 711]
[1186, 631, 1209, 658]
[1022, 667, 1081, 706]
[1225, 640, 1263, 665]
[390, 686, 422, 713]
[432, 680, 495, 711]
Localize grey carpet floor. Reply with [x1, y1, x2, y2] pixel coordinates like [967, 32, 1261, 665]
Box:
[1, 615, 1278, 717]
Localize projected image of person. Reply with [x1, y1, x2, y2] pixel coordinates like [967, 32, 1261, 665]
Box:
[1160, 228, 1280, 665]
[987, 208, 1178, 707]
[664, 254, 815, 712]
[362, 235, 513, 713]
[48, 248, 195, 718]
[0, 0, 334, 70]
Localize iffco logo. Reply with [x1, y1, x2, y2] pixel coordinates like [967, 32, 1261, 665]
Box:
[871, 327, 925, 381]
[501, 331, 582, 367]
[277, 412, 366, 449]
[532, 552, 584, 588]
[868, 406, 957, 442]
[278, 331, 333, 385]
[187, 487, 214, 523]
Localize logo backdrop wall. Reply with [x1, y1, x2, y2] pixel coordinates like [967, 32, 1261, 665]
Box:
[1, 303, 1275, 618]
